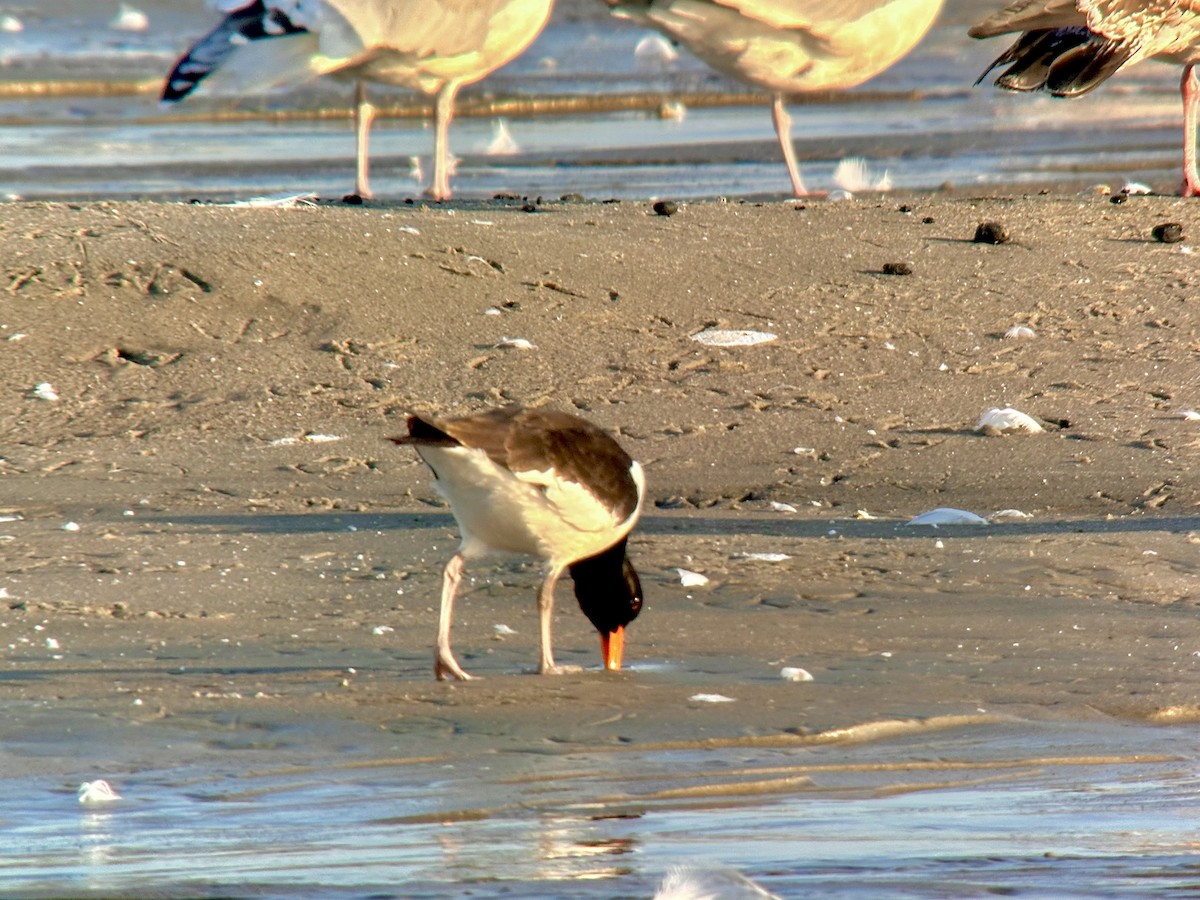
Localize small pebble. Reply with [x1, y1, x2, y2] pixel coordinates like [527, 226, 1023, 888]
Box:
[881, 261, 913, 276]
[652, 200, 678, 217]
[922, 216, 935, 224]
[1152, 222, 1184, 243]
[973, 222, 1010, 244]
[340, 193, 364, 205]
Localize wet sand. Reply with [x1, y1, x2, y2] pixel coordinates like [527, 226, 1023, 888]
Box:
[3, 194, 1199, 776]
[1, 194, 1198, 772]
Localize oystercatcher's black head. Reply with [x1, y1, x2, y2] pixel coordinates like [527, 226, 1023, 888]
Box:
[569, 538, 643, 671]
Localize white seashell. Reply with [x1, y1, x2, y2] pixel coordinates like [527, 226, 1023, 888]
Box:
[1121, 181, 1153, 195]
[976, 407, 1044, 434]
[780, 667, 813, 682]
[78, 780, 121, 804]
[690, 329, 777, 347]
[674, 568, 709, 587]
[32, 382, 59, 402]
[484, 119, 520, 156]
[1080, 183, 1111, 196]
[398, 225, 421, 235]
[46, 637, 60, 650]
[227, 192, 317, 208]
[658, 99, 687, 121]
[990, 508, 1032, 519]
[853, 509, 878, 520]
[303, 432, 341, 443]
[906, 508, 989, 526]
[833, 157, 891, 193]
[634, 33, 678, 65]
[371, 625, 394, 635]
[689, 693, 736, 703]
[732, 552, 791, 562]
[770, 501, 797, 513]
[1004, 325, 1036, 340]
[827, 189, 855, 201]
[493, 623, 517, 636]
[110, 3, 149, 31]
[61, 521, 81, 532]
[654, 865, 781, 900]
[495, 337, 535, 350]
[1178, 409, 1200, 421]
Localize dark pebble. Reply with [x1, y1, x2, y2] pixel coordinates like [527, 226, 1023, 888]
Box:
[881, 262, 913, 276]
[493, 191, 521, 200]
[1152, 222, 1184, 243]
[341, 193, 364, 205]
[973, 221, 1010, 244]
[1110, 193, 1128, 205]
[560, 193, 585, 203]
[520, 202, 538, 213]
[653, 200, 679, 217]
[897, 204, 913, 213]
[922, 216, 935, 224]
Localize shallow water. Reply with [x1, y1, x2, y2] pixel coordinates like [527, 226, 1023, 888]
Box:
[4, 714, 1198, 898]
[0, 0, 1192, 200]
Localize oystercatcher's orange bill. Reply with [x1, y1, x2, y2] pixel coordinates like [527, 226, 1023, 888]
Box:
[600, 626, 625, 671]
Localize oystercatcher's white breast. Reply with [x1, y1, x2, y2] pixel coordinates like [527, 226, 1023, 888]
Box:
[418, 443, 645, 565]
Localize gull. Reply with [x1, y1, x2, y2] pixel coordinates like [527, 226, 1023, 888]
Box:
[390, 406, 645, 680]
[162, 0, 554, 199]
[971, 0, 1200, 196]
[604, 0, 945, 196]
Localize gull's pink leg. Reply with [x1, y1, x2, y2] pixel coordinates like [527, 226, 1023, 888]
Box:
[435, 552, 473, 680]
[353, 80, 375, 199]
[772, 93, 810, 197]
[1181, 65, 1200, 197]
[428, 82, 460, 201]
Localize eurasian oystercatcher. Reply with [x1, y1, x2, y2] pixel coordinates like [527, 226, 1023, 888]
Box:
[391, 406, 645, 680]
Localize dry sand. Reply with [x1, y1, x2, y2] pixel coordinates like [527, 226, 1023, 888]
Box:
[2, 194, 1199, 775]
